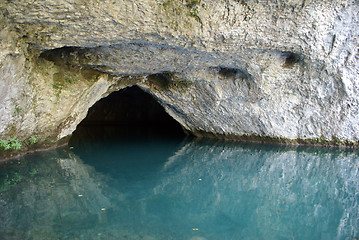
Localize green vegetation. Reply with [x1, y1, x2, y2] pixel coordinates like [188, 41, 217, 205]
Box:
[13, 105, 22, 116]
[65, 77, 72, 84]
[162, 0, 202, 24]
[0, 135, 38, 152]
[0, 138, 22, 151]
[52, 77, 74, 98]
[0, 167, 39, 192]
[189, 6, 201, 23]
[29, 168, 38, 177]
[52, 83, 64, 98]
[185, 0, 202, 23]
[0, 172, 23, 192]
[29, 136, 37, 144]
[0, 139, 10, 150]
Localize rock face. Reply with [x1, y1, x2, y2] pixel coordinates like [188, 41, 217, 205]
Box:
[0, 0, 359, 155]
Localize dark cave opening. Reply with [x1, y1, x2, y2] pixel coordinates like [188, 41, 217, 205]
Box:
[69, 85, 187, 145]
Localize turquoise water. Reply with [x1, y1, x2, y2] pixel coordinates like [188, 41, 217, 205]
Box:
[0, 128, 359, 240]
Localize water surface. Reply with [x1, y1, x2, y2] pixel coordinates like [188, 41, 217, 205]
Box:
[0, 129, 358, 240]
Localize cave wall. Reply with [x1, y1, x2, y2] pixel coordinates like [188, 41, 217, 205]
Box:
[0, 0, 359, 157]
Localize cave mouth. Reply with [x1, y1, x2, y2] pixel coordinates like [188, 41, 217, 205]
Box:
[69, 85, 187, 145]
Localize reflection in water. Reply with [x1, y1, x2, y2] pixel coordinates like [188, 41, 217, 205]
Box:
[0, 138, 358, 240]
[0, 148, 115, 240]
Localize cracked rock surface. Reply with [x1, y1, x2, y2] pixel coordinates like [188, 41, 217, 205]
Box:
[0, 0, 358, 156]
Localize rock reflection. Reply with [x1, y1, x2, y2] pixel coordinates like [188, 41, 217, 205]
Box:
[0, 141, 358, 240]
[153, 141, 359, 240]
[0, 147, 116, 240]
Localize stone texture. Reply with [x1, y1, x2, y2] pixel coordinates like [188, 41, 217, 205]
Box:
[0, 0, 359, 155]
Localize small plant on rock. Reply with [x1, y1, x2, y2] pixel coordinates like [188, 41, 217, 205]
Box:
[13, 105, 22, 116]
[0, 138, 22, 151]
[29, 136, 37, 144]
[9, 138, 21, 150]
[0, 139, 11, 150]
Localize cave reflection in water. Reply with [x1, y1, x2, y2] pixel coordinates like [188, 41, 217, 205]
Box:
[1, 137, 359, 240]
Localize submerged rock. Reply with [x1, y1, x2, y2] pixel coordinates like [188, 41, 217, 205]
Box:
[0, 0, 358, 156]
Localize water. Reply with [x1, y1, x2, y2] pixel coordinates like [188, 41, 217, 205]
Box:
[1, 128, 359, 240]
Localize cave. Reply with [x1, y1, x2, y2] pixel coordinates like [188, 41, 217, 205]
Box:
[69, 85, 187, 145]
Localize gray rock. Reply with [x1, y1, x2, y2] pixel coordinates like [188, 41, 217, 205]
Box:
[0, 0, 358, 155]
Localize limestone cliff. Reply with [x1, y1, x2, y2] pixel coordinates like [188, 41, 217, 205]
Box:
[0, 0, 358, 156]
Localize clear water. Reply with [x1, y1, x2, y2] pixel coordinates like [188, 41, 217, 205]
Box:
[1, 128, 359, 240]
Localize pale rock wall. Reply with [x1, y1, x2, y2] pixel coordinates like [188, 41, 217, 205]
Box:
[0, 0, 358, 154]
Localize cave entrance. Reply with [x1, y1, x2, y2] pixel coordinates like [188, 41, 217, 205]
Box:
[69, 85, 187, 145]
